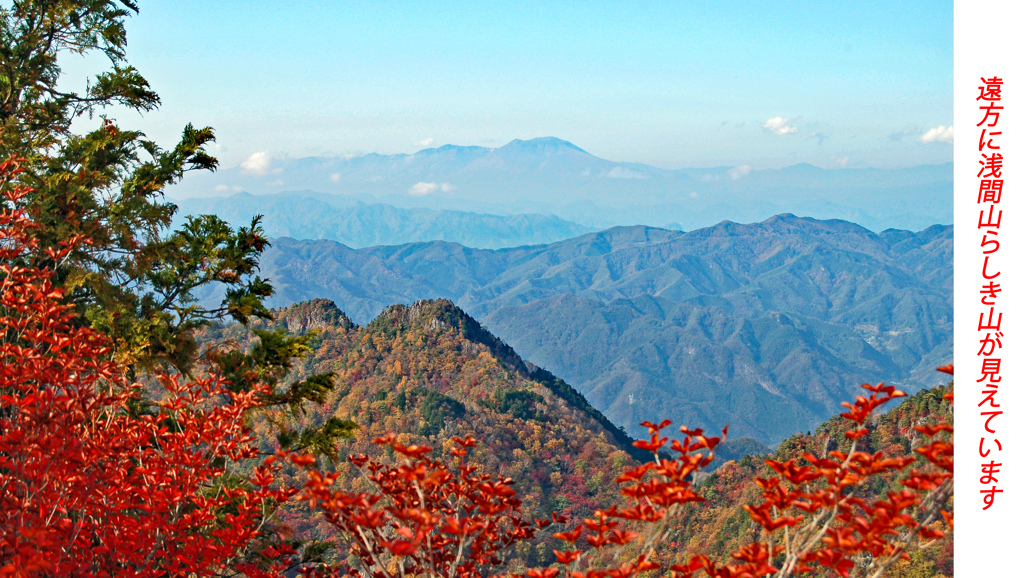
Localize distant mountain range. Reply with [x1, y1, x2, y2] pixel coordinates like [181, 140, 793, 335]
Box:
[170, 137, 952, 233]
[174, 193, 593, 249]
[198, 215, 952, 446]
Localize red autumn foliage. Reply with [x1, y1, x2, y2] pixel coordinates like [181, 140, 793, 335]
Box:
[301, 433, 545, 578]
[1, 151, 954, 577]
[298, 378, 953, 578]
[0, 158, 301, 577]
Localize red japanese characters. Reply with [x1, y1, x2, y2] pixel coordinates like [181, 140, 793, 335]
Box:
[975, 75, 1005, 511]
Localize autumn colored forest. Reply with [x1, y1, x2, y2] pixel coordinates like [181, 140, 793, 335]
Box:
[1, 3, 953, 577]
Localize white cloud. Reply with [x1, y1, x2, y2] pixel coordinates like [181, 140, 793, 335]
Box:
[268, 179, 284, 186]
[410, 182, 439, 196]
[920, 125, 954, 144]
[414, 138, 435, 148]
[215, 184, 230, 192]
[240, 152, 273, 176]
[762, 117, 798, 135]
[440, 183, 454, 192]
[606, 166, 649, 179]
[833, 156, 850, 167]
[689, 192, 699, 199]
[330, 173, 341, 183]
[728, 165, 753, 180]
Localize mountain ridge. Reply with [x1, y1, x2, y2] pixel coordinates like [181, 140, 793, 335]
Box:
[201, 297, 652, 546]
[174, 194, 594, 249]
[200, 214, 951, 446]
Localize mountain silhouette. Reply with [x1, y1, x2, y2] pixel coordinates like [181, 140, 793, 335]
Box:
[197, 215, 951, 445]
[169, 137, 952, 232]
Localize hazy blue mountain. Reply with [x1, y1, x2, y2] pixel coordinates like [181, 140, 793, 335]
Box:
[174, 192, 592, 249]
[201, 215, 952, 446]
[168, 137, 952, 233]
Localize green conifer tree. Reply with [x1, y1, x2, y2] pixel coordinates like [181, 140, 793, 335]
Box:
[0, 0, 354, 452]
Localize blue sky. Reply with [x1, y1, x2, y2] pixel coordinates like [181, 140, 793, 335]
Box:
[68, 1, 952, 170]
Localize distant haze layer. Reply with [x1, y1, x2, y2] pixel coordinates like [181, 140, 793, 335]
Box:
[174, 195, 594, 250]
[170, 137, 952, 234]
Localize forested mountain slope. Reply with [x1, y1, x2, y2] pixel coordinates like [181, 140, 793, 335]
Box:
[232, 215, 951, 445]
[201, 298, 646, 561]
[665, 383, 954, 577]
